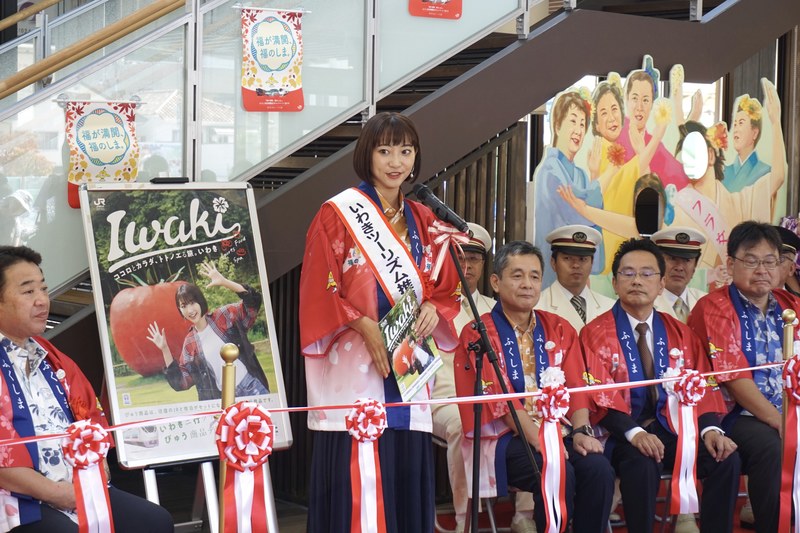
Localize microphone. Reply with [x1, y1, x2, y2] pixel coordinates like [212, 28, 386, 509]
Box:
[412, 183, 471, 234]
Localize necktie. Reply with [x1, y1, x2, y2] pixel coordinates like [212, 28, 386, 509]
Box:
[635, 322, 658, 411]
[673, 297, 690, 323]
[570, 294, 587, 324]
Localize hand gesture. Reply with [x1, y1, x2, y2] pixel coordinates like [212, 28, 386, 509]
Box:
[702, 431, 737, 462]
[631, 431, 664, 462]
[762, 78, 781, 125]
[557, 185, 587, 215]
[414, 301, 439, 339]
[588, 137, 603, 179]
[146, 321, 168, 351]
[688, 90, 704, 122]
[629, 124, 646, 157]
[199, 261, 226, 288]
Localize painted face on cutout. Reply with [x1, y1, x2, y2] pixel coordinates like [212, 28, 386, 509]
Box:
[626, 79, 654, 133]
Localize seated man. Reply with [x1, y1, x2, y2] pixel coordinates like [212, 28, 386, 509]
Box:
[582, 238, 740, 533]
[689, 221, 799, 533]
[775, 225, 800, 297]
[0, 246, 173, 532]
[455, 241, 614, 533]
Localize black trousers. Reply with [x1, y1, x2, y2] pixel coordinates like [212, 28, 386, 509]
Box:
[610, 421, 740, 533]
[729, 415, 781, 533]
[506, 436, 615, 533]
[11, 486, 173, 532]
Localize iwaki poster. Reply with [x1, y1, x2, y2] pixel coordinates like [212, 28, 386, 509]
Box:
[65, 101, 139, 208]
[409, 0, 462, 19]
[240, 8, 304, 112]
[79, 183, 292, 467]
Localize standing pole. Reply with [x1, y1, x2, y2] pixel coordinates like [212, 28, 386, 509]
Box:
[218, 343, 239, 533]
[782, 309, 796, 440]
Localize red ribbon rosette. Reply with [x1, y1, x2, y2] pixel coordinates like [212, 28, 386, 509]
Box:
[673, 370, 706, 406]
[664, 369, 705, 514]
[535, 385, 569, 533]
[60, 420, 114, 533]
[780, 356, 800, 533]
[215, 402, 274, 533]
[428, 220, 470, 282]
[345, 398, 388, 533]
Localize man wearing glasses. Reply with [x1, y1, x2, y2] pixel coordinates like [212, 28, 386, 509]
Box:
[689, 221, 800, 533]
[582, 238, 740, 533]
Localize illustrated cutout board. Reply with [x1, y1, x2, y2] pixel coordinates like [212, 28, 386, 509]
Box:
[80, 182, 292, 468]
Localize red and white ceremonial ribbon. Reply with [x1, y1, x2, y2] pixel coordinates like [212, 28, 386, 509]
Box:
[61, 421, 114, 533]
[345, 398, 388, 533]
[663, 368, 705, 515]
[428, 220, 470, 282]
[780, 355, 800, 533]
[535, 384, 569, 533]
[215, 402, 274, 533]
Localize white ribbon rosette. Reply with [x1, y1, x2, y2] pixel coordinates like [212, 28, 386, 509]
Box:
[534, 367, 569, 533]
[663, 367, 705, 514]
[345, 398, 388, 533]
[215, 401, 274, 533]
[61, 420, 114, 533]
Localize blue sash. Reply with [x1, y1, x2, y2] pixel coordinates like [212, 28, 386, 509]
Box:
[0, 340, 74, 524]
[611, 302, 670, 430]
[357, 181, 424, 429]
[724, 284, 783, 430]
[490, 301, 549, 407]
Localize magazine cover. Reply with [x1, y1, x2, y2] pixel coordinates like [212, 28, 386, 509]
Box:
[380, 289, 442, 402]
[79, 182, 292, 467]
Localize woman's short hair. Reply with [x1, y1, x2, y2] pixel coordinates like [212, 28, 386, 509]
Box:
[353, 112, 422, 186]
[551, 91, 590, 147]
[591, 81, 625, 138]
[175, 283, 209, 316]
[625, 70, 656, 99]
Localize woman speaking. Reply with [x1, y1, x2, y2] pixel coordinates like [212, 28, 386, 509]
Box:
[299, 112, 460, 532]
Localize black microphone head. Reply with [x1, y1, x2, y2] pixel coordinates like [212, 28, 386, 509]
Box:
[412, 183, 430, 199]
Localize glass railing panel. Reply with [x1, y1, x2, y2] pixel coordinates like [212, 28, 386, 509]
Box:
[47, 0, 185, 83]
[198, 0, 367, 182]
[0, 31, 39, 107]
[377, 0, 523, 95]
[0, 25, 187, 292]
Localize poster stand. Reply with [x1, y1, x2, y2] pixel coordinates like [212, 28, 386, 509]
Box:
[142, 461, 219, 533]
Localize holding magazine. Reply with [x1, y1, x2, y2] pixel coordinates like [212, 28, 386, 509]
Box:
[381, 289, 443, 401]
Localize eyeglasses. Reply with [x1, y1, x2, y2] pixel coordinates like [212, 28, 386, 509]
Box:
[616, 268, 660, 281]
[732, 256, 779, 270]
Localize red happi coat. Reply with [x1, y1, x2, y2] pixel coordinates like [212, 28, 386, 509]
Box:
[688, 286, 800, 391]
[299, 188, 460, 432]
[453, 308, 586, 497]
[0, 337, 108, 531]
[580, 309, 725, 428]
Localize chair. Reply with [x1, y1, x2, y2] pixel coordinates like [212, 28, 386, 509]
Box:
[655, 473, 680, 533]
[432, 434, 502, 533]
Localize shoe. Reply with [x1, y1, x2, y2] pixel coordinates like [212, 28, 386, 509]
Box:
[454, 521, 465, 533]
[674, 514, 699, 533]
[740, 500, 755, 529]
[510, 516, 537, 533]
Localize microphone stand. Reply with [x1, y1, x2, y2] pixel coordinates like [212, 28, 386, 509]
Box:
[447, 244, 541, 533]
